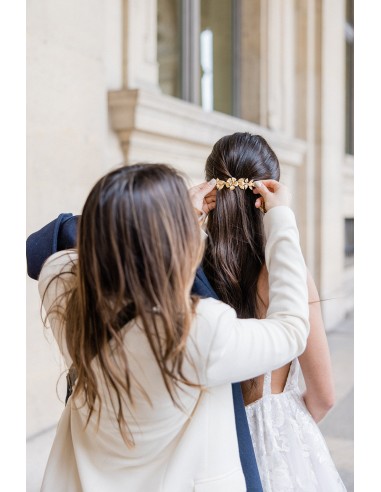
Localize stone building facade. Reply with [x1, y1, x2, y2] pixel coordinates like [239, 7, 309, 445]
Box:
[27, 0, 353, 487]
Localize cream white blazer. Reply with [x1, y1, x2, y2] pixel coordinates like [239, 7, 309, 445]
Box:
[38, 206, 309, 492]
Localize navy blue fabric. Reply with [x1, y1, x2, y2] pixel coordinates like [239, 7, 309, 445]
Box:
[26, 213, 78, 280]
[192, 269, 262, 492]
[26, 215, 263, 491]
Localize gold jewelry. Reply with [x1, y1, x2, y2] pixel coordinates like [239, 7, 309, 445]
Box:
[216, 177, 256, 191]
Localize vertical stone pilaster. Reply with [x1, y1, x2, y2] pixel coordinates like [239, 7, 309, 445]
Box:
[295, 0, 308, 141]
[319, 0, 346, 326]
[309, 0, 322, 287]
[294, 0, 319, 278]
[266, 0, 296, 136]
[122, 0, 159, 90]
[281, 0, 296, 137]
[259, 0, 269, 127]
[267, 0, 283, 131]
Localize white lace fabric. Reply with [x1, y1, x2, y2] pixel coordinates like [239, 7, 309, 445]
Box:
[245, 360, 347, 491]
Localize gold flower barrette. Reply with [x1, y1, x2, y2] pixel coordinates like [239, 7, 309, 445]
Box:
[216, 177, 256, 191]
[215, 177, 267, 213]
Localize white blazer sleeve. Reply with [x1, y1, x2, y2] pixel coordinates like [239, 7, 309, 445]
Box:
[38, 251, 78, 368]
[204, 206, 310, 386]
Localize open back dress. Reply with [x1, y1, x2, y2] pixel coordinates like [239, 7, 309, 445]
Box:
[245, 359, 347, 491]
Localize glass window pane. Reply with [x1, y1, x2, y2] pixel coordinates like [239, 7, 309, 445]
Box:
[240, 0, 261, 123]
[200, 0, 233, 115]
[345, 0, 354, 155]
[157, 0, 181, 98]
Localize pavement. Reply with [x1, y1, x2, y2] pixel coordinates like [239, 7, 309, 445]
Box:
[318, 312, 354, 491]
[26, 314, 354, 491]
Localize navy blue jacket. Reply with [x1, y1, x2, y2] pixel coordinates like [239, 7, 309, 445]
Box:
[26, 214, 263, 492]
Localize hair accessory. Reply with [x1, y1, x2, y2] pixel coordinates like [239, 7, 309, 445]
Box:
[216, 177, 256, 191]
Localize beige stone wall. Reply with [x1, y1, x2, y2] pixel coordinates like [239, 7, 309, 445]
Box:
[27, 0, 124, 439]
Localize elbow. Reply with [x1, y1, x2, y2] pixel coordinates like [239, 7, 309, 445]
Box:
[321, 394, 335, 414]
[324, 392, 336, 412]
[317, 399, 335, 420]
[320, 385, 336, 413]
[313, 402, 334, 423]
[304, 392, 335, 423]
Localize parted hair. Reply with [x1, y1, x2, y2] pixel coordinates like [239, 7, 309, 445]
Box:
[45, 163, 204, 446]
[203, 133, 280, 318]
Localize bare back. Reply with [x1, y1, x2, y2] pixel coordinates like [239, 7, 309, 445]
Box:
[241, 266, 291, 405]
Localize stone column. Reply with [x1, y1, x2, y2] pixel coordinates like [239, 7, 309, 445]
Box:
[265, 0, 296, 135]
[122, 0, 159, 90]
[318, 0, 346, 327]
[281, 0, 296, 137]
[267, 0, 283, 131]
[294, 0, 319, 276]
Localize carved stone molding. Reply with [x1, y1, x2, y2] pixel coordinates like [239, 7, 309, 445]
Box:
[108, 88, 307, 180]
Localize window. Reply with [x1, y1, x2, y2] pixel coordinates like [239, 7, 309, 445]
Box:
[157, 0, 181, 98]
[345, 0, 354, 155]
[344, 218, 354, 264]
[200, 0, 236, 114]
[157, 0, 241, 117]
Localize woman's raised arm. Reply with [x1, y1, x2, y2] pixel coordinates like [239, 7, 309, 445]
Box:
[199, 200, 310, 385]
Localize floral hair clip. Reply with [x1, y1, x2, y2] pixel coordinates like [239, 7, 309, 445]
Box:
[216, 177, 256, 191]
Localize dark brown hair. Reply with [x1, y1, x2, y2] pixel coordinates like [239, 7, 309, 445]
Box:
[45, 163, 204, 445]
[203, 133, 280, 318]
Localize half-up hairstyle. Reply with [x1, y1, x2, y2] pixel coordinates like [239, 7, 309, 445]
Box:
[203, 133, 280, 318]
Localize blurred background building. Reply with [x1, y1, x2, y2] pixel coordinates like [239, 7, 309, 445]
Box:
[27, 0, 354, 489]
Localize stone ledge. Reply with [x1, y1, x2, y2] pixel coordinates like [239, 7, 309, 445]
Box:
[108, 89, 307, 173]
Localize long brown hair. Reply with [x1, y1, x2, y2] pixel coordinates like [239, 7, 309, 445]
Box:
[45, 164, 204, 445]
[203, 133, 280, 318]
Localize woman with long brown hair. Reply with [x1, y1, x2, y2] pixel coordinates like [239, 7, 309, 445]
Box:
[203, 133, 346, 491]
[34, 162, 309, 491]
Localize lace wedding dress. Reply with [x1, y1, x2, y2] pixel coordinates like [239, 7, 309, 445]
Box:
[245, 359, 347, 491]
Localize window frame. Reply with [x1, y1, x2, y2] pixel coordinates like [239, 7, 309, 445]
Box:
[179, 0, 241, 116]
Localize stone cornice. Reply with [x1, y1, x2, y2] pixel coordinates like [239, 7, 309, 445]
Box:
[108, 89, 307, 168]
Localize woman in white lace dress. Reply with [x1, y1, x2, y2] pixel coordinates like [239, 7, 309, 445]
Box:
[203, 132, 347, 491]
